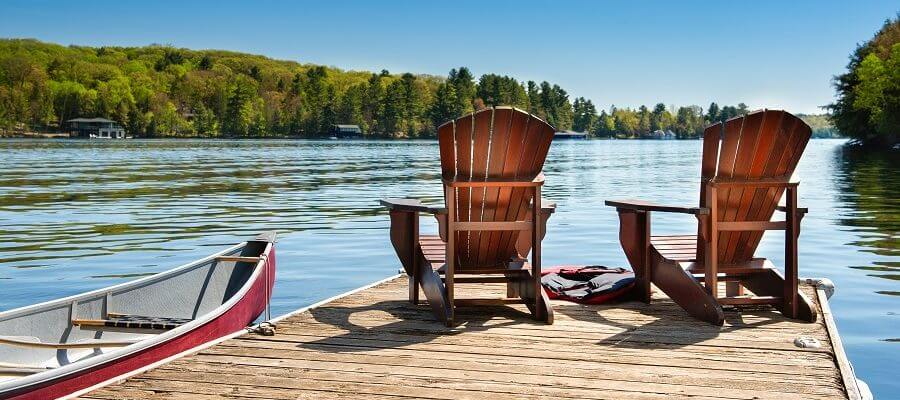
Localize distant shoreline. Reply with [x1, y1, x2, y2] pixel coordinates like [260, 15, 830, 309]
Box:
[0, 133, 847, 141]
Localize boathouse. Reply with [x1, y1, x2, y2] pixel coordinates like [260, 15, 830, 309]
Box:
[554, 130, 588, 139]
[66, 117, 126, 139]
[643, 129, 676, 139]
[331, 124, 363, 138]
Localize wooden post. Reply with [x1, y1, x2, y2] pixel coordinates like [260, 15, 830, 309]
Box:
[784, 186, 799, 318]
[704, 184, 718, 298]
[531, 185, 543, 321]
[445, 185, 455, 325]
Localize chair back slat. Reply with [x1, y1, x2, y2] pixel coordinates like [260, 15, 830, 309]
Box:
[466, 110, 494, 265]
[438, 107, 554, 269]
[697, 110, 811, 264]
[697, 122, 722, 261]
[477, 108, 516, 265]
[738, 115, 811, 260]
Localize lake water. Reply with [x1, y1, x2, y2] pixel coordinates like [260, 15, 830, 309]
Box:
[0, 138, 896, 396]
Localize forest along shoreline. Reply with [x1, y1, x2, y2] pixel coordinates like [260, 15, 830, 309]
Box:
[0, 39, 840, 141]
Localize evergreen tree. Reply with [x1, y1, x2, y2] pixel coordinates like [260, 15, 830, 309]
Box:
[596, 110, 616, 137]
[429, 82, 458, 128]
[223, 74, 258, 136]
[707, 102, 719, 123]
[447, 67, 475, 115]
[572, 97, 597, 133]
[526, 80, 540, 115]
[476, 74, 527, 108]
[337, 83, 367, 132]
[363, 73, 385, 134]
[638, 105, 651, 133]
[650, 103, 667, 131]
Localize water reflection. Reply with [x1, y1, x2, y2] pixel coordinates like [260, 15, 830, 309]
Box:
[833, 145, 900, 289]
[0, 138, 897, 396]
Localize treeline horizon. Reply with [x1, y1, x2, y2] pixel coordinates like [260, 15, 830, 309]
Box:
[0, 38, 838, 139]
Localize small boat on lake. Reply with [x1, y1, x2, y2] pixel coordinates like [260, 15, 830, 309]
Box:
[0, 232, 276, 399]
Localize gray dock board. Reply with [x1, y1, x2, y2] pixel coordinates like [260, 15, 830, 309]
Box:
[79, 277, 851, 399]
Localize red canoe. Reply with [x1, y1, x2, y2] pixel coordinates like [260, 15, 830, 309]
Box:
[0, 232, 277, 399]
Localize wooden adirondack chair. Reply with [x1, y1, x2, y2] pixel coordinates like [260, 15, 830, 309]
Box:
[382, 107, 557, 326]
[606, 109, 816, 325]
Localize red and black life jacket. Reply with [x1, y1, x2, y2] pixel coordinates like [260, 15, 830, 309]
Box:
[541, 265, 635, 304]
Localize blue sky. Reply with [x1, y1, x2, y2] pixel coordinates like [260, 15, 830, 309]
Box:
[1, 1, 897, 113]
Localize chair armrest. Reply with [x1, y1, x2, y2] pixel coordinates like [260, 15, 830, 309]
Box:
[379, 198, 445, 214]
[775, 205, 808, 214]
[605, 199, 709, 215]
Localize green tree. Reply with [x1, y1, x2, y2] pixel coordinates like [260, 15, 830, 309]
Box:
[399, 73, 428, 137]
[828, 13, 900, 146]
[613, 108, 639, 136]
[526, 81, 540, 115]
[707, 102, 720, 123]
[675, 105, 703, 138]
[650, 103, 668, 131]
[638, 105, 651, 133]
[363, 72, 385, 133]
[572, 97, 597, 133]
[447, 67, 475, 115]
[337, 83, 367, 132]
[381, 79, 405, 135]
[594, 110, 616, 137]
[223, 74, 259, 136]
[300, 66, 334, 136]
[537, 81, 573, 130]
[476, 74, 527, 108]
[429, 82, 457, 128]
[193, 104, 218, 136]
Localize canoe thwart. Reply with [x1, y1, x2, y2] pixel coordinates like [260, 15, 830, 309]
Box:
[216, 256, 262, 263]
[73, 314, 192, 331]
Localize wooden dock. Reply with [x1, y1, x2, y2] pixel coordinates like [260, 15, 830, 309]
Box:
[77, 276, 859, 400]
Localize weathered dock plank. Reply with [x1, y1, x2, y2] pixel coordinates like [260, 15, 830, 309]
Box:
[78, 277, 853, 399]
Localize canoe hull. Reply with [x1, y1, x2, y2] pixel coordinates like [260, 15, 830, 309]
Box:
[3, 245, 276, 400]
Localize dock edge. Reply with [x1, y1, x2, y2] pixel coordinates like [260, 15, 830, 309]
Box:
[812, 279, 865, 400]
[62, 273, 405, 400]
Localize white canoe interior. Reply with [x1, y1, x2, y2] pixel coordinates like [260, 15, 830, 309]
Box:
[0, 235, 272, 387]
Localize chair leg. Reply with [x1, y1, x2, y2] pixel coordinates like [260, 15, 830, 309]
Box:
[616, 209, 652, 303]
[387, 209, 421, 304]
[417, 261, 453, 325]
[409, 275, 419, 304]
[512, 269, 554, 324]
[409, 240, 422, 305]
[506, 274, 519, 298]
[742, 268, 816, 322]
[784, 187, 800, 319]
[652, 257, 724, 325]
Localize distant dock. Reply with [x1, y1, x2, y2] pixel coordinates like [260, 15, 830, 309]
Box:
[76, 276, 862, 399]
[555, 130, 588, 139]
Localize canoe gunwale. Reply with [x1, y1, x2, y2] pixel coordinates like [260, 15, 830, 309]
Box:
[62, 272, 404, 400]
[0, 239, 273, 396]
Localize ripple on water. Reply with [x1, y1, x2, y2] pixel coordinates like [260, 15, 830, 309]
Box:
[0, 138, 896, 396]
